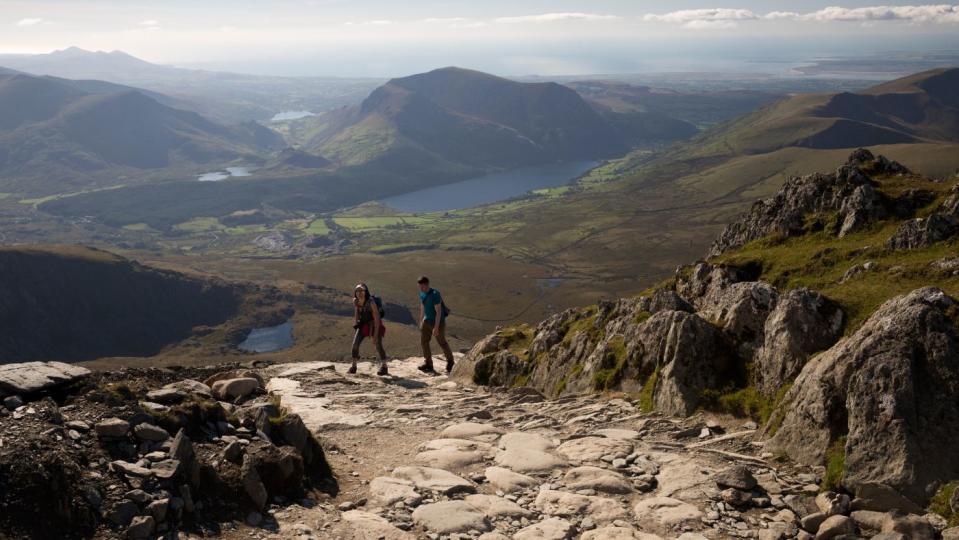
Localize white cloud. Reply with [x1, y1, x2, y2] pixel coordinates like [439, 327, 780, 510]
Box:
[642, 8, 758, 29]
[495, 12, 621, 24]
[801, 5, 959, 23]
[139, 19, 159, 27]
[642, 8, 758, 23]
[642, 5, 959, 27]
[764, 11, 802, 20]
[16, 17, 44, 27]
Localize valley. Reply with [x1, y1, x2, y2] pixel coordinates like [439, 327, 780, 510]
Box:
[1, 22, 959, 539]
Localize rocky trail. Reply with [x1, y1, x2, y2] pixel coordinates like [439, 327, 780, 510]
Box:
[252, 356, 844, 540]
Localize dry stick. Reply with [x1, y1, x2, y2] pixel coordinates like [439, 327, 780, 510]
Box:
[685, 429, 757, 449]
[692, 447, 770, 466]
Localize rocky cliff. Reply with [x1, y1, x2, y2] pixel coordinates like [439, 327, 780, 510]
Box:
[452, 149, 959, 510]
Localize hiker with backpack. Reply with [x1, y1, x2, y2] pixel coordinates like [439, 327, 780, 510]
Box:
[416, 276, 455, 374]
[350, 283, 389, 376]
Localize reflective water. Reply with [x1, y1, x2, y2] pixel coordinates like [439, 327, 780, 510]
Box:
[379, 161, 598, 213]
[270, 110, 316, 122]
[238, 321, 294, 353]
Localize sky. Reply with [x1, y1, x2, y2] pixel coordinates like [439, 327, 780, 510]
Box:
[2, 1, 959, 76]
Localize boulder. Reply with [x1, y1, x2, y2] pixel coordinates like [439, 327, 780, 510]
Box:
[887, 214, 958, 250]
[754, 288, 845, 397]
[0, 362, 90, 395]
[633, 497, 703, 532]
[851, 483, 924, 514]
[212, 378, 260, 400]
[3, 395, 23, 410]
[161, 379, 213, 398]
[534, 489, 628, 524]
[563, 466, 634, 494]
[203, 369, 264, 389]
[144, 388, 188, 404]
[411, 500, 491, 534]
[581, 527, 664, 540]
[391, 466, 475, 495]
[341, 510, 415, 540]
[696, 281, 779, 354]
[815, 515, 854, 539]
[484, 466, 538, 493]
[463, 494, 533, 519]
[498, 432, 556, 452]
[815, 491, 851, 517]
[493, 448, 566, 474]
[880, 512, 937, 540]
[767, 288, 959, 504]
[645, 311, 736, 416]
[555, 436, 633, 463]
[125, 515, 155, 540]
[368, 477, 422, 507]
[439, 422, 503, 440]
[96, 418, 130, 438]
[713, 465, 757, 491]
[133, 423, 169, 442]
[513, 517, 574, 540]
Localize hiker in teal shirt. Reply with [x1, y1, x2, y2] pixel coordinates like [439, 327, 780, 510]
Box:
[417, 276, 455, 374]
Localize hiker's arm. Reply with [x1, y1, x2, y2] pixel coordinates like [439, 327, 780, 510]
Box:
[353, 301, 360, 324]
[433, 293, 443, 336]
[371, 304, 381, 339]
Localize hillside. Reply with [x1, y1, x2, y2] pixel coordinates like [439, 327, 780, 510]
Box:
[691, 67, 959, 157]
[451, 150, 959, 516]
[0, 72, 282, 195]
[0, 47, 382, 123]
[337, 68, 959, 285]
[306, 67, 627, 174]
[0, 245, 293, 362]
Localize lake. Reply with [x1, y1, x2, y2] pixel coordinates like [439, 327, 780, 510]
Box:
[238, 321, 294, 353]
[271, 110, 316, 122]
[197, 166, 253, 182]
[379, 161, 598, 213]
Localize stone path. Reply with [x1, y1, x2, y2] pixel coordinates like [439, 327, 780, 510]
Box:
[230, 356, 825, 540]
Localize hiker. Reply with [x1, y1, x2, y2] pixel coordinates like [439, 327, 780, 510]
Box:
[350, 283, 389, 376]
[416, 276, 455, 374]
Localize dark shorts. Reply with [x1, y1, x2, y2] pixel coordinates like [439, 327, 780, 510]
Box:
[361, 322, 386, 337]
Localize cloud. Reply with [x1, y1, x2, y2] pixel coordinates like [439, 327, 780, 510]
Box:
[800, 5, 959, 23]
[495, 12, 621, 24]
[139, 19, 159, 27]
[642, 8, 759, 29]
[16, 17, 44, 27]
[642, 8, 758, 23]
[642, 5, 959, 27]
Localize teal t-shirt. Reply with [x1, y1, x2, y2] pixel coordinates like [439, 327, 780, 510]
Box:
[420, 288, 442, 324]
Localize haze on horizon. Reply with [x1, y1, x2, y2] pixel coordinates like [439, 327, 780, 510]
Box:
[3, 0, 959, 77]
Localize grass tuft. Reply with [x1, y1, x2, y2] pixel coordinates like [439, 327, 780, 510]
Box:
[928, 481, 959, 527]
[821, 436, 846, 492]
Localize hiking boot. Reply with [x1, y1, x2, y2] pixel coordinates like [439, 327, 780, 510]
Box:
[347, 363, 357, 374]
[377, 365, 389, 376]
[417, 363, 437, 375]
[446, 360, 455, 374]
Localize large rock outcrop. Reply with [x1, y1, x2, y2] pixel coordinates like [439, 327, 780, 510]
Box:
[708, 150, 909, 257]
[887, 184, 959, 250]
[753, 288, 845, 398]
[767, 287, 959, 503]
